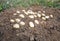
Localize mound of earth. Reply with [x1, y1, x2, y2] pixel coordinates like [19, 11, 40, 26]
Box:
[0, 6, 60, 41]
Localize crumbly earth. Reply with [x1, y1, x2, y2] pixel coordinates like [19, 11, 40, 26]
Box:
[0, 6, 60, 41]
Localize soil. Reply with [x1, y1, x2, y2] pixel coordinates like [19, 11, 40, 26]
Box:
[0, 6, 60, 41]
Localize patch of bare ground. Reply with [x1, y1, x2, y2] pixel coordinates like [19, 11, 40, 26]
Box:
[0, 6, 60, 41]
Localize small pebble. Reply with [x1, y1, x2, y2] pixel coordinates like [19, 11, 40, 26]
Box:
[15, 18, 20, 22]
[29, 22, 34, 27]
[45, 16, 49, 19]
[34, 12, 38, 14]
[10, 19, 15, 23]
[43, 11, 45, 13]
[19, 14, 25, 18]
[37, 13, 41, 17]
[38, 11, 41, 13]
[34, 20, 39, 24]
[50, 14, 53, 18]
[20, 21, 25, 25]
[34, 15, 37, 17]
[22, 10, 25, 12]
[27, 10, 34, 14]
[24, 12, 28, 15]
[13, 13, 17, 15]
[22, 10, 28, 15]
[13, 24, 20, 28]
[29, 15, 34, 18]
[42, 17, 46, 20]
[16, 10, 20, 13]
[42, 13, 45, 16]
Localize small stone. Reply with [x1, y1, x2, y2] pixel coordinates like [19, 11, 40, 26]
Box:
[27, 10, 34, 14]
[13, 24, 20, 28]
[42, 13, 45, 16]
[16, 10, 20, 13]
[22, 10, 25, 12]
[38, 11, 41, 13]
[37, 13, 41, 17]
[19, 14, 25, 18]
[15, 18, 20, 22]
[13, 13, 17, 15]
[42, 17, 46, 20]
[10, 19, 15, 23]
[34, 15, 37, 17]
[34, 20, 39, 24]
[22, 10, 28, 15]
[50, 14, 53, 18]
[34, 12, 38, 14]
[29, 22, 34, 27]
[45, 16, 49, 19]
[20, 21, 25, 25]
[43, 11, 45, 13]
[24, 12, 28, 15]
[29, 15, 34, 18]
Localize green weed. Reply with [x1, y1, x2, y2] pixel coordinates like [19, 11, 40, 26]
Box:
[0, 0, 60, 11]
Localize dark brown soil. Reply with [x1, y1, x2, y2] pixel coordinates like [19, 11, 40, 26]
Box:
[0, 6, 60, 41]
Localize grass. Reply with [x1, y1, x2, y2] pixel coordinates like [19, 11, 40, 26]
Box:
[0, 0, 60, 11]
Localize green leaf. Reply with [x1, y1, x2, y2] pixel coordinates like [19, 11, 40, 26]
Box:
[0, 5, 2, 11]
